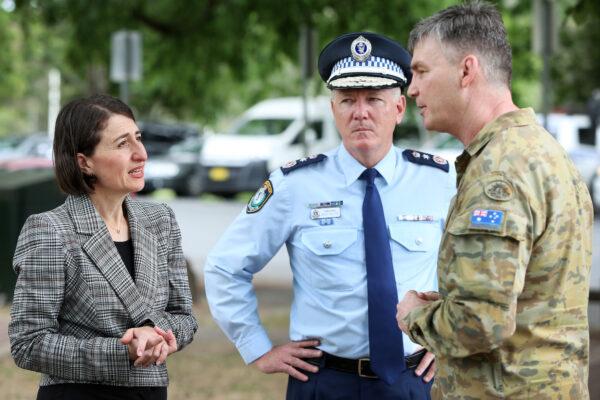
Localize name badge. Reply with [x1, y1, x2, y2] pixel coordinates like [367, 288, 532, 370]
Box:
[310, 207, 341, 220]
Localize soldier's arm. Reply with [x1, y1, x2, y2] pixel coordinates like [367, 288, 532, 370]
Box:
[404, 173, 532, 357]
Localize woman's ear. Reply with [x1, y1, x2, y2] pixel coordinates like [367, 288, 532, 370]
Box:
[76, 153, 93, 175]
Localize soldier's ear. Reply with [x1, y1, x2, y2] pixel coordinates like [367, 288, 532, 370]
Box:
[459, 54, 479, 88]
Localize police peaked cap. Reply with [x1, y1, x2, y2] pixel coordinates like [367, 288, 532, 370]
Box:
[318, 32, 412, 90]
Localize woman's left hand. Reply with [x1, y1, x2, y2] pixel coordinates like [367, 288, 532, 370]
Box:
[120, 326, 166, 367]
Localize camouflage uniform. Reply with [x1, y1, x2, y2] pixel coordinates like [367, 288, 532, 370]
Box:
[404, 108, 593, 399]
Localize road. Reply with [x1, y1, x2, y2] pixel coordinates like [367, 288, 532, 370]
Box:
[148, 196, 600, 291]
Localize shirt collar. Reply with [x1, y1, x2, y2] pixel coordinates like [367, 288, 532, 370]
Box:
[337, 144, 396, 186]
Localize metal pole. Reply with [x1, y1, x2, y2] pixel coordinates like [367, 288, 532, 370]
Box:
[47, 68, 61, 140]
[120, 81, 129, 105]
[541, 0, 553, 130]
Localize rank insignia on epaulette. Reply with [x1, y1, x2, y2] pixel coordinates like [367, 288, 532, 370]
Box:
[246, 180, 273, 214]
[281, 154, 327, 175]
[402, 149, 449, 172]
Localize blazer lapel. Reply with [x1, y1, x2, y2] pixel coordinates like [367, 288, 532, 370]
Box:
[125, 196, 159, 316]
[68, 195, 150, 326]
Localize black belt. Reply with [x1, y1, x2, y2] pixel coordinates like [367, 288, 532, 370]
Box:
[306, 348, 427, 379]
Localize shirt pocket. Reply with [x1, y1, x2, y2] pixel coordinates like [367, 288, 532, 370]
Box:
[300, 227, 361, 291]
[389, 222, 439, 252]
[388, 221, 441, 282]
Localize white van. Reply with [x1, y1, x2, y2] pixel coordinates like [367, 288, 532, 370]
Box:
[200, 96, 339, 196]
[536, 113, 600, 187]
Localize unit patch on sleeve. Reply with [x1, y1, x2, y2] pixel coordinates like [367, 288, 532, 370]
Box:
[402, 149, 449, 172]
[246, 180, 274, 214]
[281, 154, 327, 175]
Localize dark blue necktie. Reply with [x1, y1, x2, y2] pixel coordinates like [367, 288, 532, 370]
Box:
[361, 168, 405, 385]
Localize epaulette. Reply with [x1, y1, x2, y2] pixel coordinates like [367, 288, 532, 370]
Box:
[281, 154, 327, 175]
[402, 149, 449, 172]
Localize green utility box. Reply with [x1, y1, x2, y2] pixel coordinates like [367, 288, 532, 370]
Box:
[0, 169, 65, 303]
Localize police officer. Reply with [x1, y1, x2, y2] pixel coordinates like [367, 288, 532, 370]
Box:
[396, 3, 593, 399]
[205, 32, 455, 400]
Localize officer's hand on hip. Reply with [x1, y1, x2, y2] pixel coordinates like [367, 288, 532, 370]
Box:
[415, 350, 436, 383]
[253, 339, 322, 381]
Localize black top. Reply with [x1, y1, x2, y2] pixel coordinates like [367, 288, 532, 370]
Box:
[37, 383, 166, 399]
[114, 239, 135, 278]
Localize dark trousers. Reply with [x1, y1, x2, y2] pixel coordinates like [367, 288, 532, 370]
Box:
[286, 367, 432, 400]
[37, 384, 167, 400]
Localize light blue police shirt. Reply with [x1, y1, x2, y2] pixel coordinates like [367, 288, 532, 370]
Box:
[204, 144, 456, 364]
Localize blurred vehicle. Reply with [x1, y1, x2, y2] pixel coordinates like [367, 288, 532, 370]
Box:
[394, 108, 463, 163]
[200, 96, 339, 196]
[0, 133, 52, 160]
[139, 121, 200, 157]
[537, 113, 600, 191]
[142, 135, 204, 196]
[593, 166, 600, 213]
[0, 134, 53, 171]
[0, 136, 26, 158]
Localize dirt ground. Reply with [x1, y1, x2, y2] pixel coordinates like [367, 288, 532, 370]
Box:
[1, 288, 599, 399]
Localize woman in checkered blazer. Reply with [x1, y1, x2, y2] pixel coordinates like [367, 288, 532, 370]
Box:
[8, 94, 198, 400]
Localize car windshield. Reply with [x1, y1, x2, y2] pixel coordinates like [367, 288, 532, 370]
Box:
[233, 119, 293, 136]
[169, 138, 202, 155]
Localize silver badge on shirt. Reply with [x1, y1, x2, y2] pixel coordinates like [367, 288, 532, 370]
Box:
[309, 201, 343, 225]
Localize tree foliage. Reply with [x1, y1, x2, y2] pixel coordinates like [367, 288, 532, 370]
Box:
[1, 0, 598, 135]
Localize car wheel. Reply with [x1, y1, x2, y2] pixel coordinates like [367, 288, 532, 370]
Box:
[184, 172, 204, 197]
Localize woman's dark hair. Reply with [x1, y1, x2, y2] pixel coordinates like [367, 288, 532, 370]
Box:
[53, 94, 135, 195]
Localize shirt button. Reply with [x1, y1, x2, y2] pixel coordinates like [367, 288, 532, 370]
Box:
[415, 238, 423, 246]
[323, 240, 332, 249]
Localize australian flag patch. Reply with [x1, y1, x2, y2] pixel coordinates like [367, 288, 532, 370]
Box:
[470, 209, 504, 230]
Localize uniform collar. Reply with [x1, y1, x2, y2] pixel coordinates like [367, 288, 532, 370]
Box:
[455, 108, 536, 185]
[465, 108, 536, 158]
[337, 143, 396, 186]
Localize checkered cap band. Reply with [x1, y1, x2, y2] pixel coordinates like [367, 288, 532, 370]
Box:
[327, 56, 407, 84]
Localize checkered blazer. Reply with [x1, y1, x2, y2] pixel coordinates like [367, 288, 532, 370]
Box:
[9, 194, 198, 387]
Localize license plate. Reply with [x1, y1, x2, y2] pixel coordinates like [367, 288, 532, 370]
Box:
[209, 167, 230, 182]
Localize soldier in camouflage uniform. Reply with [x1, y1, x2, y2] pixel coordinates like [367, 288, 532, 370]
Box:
[396, 2, 593, 399]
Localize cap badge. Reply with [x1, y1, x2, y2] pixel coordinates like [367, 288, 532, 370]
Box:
[351, 35, 372, 62]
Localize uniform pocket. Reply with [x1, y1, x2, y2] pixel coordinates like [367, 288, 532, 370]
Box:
[389, 222, 439, 252]
[301, 228, 357, 256]
[388, 221, 441, 283]
[300, 227, 360, 291]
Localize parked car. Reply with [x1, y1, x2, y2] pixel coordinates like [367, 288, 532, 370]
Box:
[0, 134, 53, 171]
[142, 135, 204, 196]
[0, 135, 26, 158]
[537, 113, 600, 191]
[200, 96, 339, 196]
[139, 121, 200, 157]
[592, 165, 600, 214]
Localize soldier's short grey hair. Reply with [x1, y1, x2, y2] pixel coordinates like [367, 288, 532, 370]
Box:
[408, 1, 512, 86]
